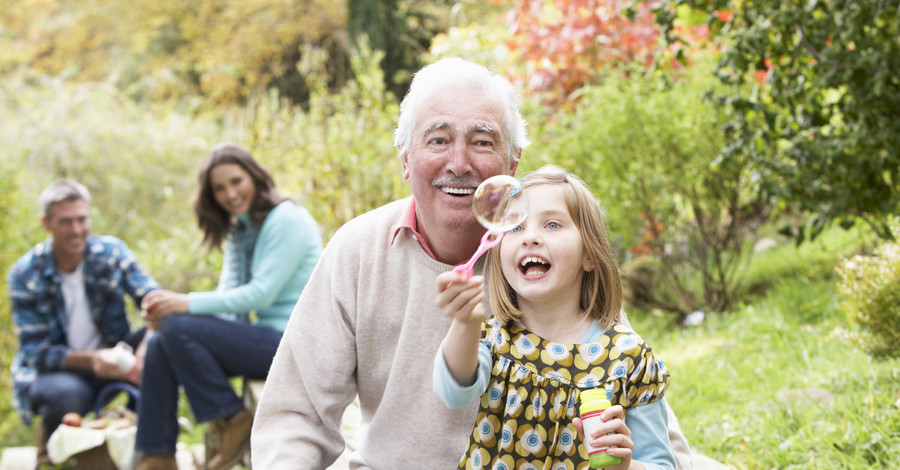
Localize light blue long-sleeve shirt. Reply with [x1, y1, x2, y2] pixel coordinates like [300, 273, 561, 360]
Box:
[188, 201, 322, 331]
[434, 319, 675, 470]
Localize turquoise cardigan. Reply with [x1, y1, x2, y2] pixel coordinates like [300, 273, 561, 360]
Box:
[187, 201, 322, 331]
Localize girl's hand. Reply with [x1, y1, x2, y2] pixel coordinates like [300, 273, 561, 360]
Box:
[573, 405, 639, 470]
[436, 271, 486, 325]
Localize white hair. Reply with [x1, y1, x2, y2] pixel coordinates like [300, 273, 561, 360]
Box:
[393, 57, 530, 162]
[38, 179, 91, 220]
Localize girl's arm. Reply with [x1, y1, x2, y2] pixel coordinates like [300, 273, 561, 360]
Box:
[434, 271, 486, 385]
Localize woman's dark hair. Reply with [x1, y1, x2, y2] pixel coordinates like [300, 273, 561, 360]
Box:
[193, 142, 284, 251]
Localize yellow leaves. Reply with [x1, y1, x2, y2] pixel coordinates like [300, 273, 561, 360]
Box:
[0, 0, 348, 106]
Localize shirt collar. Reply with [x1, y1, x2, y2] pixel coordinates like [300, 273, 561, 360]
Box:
[391, 198, 438, 260]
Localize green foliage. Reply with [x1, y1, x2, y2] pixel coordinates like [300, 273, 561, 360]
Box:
[0, 44, 406, 447]
[836, 217, 900, 357]
[0, 70, 225, 445]
[348, 0, 455, 99]
[238, 43, 407, 241]
[0, 0, 348, 107]
[526, 60, 767, 317]
[630, 228, 900, 467]
[667, 0, 900, 242]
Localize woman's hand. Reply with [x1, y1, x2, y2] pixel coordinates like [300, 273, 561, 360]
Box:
[141, 289, 189, 324]
[436, 271, 486, 326]
[573, 405, 641, 470]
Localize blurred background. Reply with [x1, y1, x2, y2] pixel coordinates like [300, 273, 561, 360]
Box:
[1, 1, 898, 467]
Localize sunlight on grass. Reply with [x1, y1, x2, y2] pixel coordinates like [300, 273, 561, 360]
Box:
[629, 231, 900, 468]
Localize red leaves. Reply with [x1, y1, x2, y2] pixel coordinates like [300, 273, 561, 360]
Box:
[504, 0, 694, 106]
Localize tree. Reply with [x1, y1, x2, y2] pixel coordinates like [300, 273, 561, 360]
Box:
[502, 0, 705, 106]
[664, 0, 900, 241]
[348, 0, 453, 99]
[0, 0, 349, 106]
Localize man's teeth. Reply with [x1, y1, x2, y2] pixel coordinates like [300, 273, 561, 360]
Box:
[520, 256, 548, 266]
[441, 187, 475, 195]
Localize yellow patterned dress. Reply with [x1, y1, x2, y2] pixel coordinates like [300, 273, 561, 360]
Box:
[456, 318, 669, 470]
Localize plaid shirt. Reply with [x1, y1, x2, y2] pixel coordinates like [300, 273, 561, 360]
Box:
[7, 235, 158, 424]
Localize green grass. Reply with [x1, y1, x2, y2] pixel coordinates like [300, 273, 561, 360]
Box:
[630, 229, 900, 469]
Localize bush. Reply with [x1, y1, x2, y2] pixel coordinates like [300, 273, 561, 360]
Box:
[525, 59, 768, 319]
[836, 217, 900, 357]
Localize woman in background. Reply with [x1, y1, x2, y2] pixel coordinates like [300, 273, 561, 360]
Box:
[134, 142, 322, 470]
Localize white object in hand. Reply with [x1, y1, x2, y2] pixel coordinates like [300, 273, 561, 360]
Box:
[109, 342, 136, 372]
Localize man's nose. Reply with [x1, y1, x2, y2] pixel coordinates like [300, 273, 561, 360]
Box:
[446, 140, 472, 175]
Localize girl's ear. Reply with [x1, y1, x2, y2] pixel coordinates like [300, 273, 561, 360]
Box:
[583, 257, 594, 272]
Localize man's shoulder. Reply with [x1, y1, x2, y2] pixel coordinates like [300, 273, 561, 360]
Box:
[332, 198, 409, 239]
[7, 239, 52, 280]
[86, 234, 130, 252]
[82, 235, 138, 266]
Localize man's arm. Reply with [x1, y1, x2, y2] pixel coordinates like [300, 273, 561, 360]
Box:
[8, 266, 68, 373]
[117, 239, 159, 309]
[251, 242, 359, 468]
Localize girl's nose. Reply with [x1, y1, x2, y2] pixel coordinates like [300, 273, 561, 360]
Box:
[520, 228, 542, 246]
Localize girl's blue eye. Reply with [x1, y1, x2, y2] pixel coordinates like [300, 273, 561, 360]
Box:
[511, 225, 523, 232]
[547, 222, 560, 229]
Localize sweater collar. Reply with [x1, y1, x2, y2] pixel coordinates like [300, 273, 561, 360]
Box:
[391, 198, 438, 260]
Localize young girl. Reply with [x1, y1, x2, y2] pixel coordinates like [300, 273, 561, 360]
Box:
[434, 165, 675, 470]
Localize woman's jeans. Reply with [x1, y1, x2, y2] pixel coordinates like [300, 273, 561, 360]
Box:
[134, 315, 282, 455]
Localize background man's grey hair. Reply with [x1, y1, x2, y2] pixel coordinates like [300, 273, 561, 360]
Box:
[38, 179, 91, 221]
[393, 57, 530, 163]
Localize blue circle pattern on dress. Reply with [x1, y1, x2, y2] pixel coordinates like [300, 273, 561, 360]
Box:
[460, 319, 669, 469]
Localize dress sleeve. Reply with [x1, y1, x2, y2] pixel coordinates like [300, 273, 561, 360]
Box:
[627, 344, 670, 407]
[433, 338, 492, 409]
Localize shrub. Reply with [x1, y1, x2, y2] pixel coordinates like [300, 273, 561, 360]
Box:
[525, 59, 769, 319]
[836, 217, 900, 357]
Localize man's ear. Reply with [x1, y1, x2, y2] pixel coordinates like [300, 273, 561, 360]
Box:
[400, 152, 411, 180]
[508, 149, 522, 175]
[40, 216, 50, 233]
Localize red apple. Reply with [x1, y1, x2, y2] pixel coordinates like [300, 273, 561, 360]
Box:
[62, 412, 82, 427]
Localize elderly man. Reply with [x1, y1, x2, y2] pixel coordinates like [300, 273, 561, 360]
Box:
[8, 179, 158, 466]
[252, 58, 693, 468]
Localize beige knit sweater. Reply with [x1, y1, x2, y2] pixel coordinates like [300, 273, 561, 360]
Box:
[251, 197, 694, 469]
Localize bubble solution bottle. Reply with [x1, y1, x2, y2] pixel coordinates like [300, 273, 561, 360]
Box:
[579, 388, 623, 468]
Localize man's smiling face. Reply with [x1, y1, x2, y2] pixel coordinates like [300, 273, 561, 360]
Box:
[401, 85, 518, 239]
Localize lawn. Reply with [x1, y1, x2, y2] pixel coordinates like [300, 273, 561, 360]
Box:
[630, 227, 900, 469]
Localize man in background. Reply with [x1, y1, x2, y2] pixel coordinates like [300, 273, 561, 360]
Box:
[8, 179, 158, 466]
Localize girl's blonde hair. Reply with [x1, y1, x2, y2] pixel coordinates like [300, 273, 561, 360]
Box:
[486, 165, 623, 329]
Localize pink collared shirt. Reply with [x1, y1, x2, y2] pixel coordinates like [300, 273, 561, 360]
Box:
[390, 198, 438, 260]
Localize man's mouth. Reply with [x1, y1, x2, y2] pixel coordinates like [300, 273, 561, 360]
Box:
[440, 186, 475, 196]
